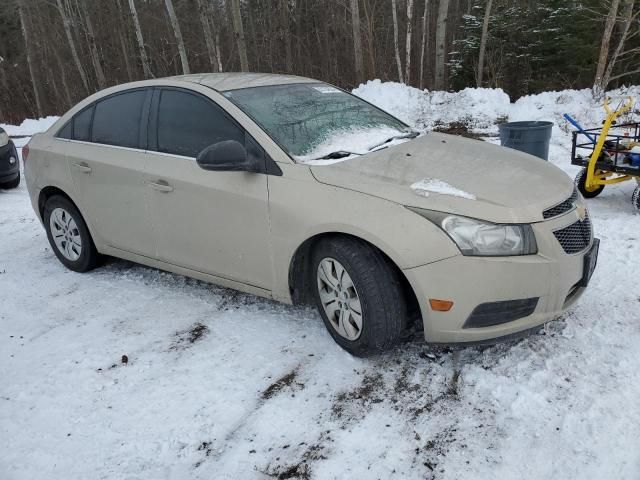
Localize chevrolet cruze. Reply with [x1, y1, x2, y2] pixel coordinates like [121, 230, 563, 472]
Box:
[23, 73, 599, 356]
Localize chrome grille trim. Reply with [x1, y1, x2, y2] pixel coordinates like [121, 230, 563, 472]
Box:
[543, 188, 579, 219]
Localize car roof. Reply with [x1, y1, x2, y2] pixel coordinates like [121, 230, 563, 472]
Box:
[170, 73, 318, 92]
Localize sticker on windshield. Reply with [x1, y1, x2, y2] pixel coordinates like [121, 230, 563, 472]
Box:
[313, 86, 340, 94]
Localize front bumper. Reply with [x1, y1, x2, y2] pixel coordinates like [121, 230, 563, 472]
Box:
[404, 207, 594, 344]
[0, 141, 19, 181]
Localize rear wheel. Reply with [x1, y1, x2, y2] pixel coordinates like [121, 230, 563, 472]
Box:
[575, 168, 604, 198]
[311, 237, 406, 356]
[0, 172, 20, 189]
[43, 195, 101, 272]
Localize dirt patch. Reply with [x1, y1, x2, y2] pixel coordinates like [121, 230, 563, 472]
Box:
[170, 322, 209, 350]
[331, 371, 384, 419]
[262, 368, 303, 400]
[433, 121, 484, 140]
[263, 436, 329, 480]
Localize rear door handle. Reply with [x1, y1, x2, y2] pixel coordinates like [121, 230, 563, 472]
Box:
[148, 180, 174, 193]
[72, 162, 92, 174]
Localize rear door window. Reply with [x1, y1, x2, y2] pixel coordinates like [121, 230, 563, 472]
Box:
[156, 89, 244, 158]
[92, 90, 147, 148]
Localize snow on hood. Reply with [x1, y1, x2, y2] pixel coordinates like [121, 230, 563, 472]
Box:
[294, 126, 415, 165]
[410, 178, 476, 200]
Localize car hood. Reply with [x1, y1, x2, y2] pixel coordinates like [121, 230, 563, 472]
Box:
[309, 132, 574, 223]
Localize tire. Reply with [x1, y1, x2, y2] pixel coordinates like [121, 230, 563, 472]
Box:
[0, 172, 20, 189]
[311, 236, 406, 356]
[633, 185, 640, 212]
[575, 168, 604, 198]
[43, 195, 101, 272]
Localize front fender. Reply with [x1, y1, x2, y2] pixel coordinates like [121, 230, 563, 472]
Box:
[268, 164, 459, 303]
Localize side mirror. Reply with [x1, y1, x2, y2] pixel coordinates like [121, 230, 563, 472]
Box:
[196, 140, 258, 172]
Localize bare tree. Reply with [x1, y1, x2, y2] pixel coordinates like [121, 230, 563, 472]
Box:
[434, 0, 450, 90]
[164, 0, 190, 74]
[230, 0, 249, 72]
[419, 0, 429, 90]
[56, 0, 89, 92]
[281, 1, 293, 73]
[18, 0, 43, 117]
[78, 0, 106, 89]
[350, 0, 365, 84]
[405, 0, 414, 84]
[599, 0, 638, 96]
[476, 0, 493, 88]
[392, 0, 404, 83]
[127, 0, 153, 78]
[195, 0, 219, 72]
[593, 0, 621, 99]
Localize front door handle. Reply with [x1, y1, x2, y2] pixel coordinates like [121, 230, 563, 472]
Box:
[72, 162, 92, 174]
[148, 180, 174, 193]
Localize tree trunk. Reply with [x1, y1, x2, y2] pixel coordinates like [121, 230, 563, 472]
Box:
[593, 0, 621, 99]
[391, 0, 404, 83]
[127, 0, 153, 78]
[434, 0, 450, 90]
[349, 0, 364, 84]
[18, 0, 43, 117]
[476, 0, 492, 88]
[362, 0, 376, 79]
[195, 0, 219, 71]
[601, 0, 635, 93]
[282, 0, 293, 73]
[230, 0, 249, 71]
[52, 42, 74, 108]
[419, 0, 429, 90]
[56, 0, 89, 93]
[405, 0, 414, 84]
[164, 0, 190, 74]
[79, 0, 106, 89]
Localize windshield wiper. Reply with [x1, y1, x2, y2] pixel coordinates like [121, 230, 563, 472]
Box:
[368, 131, 420, 151]
[314, 150, 361, 160]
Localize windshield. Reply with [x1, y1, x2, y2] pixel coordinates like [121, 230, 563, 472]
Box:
[223, 83, 412, 162]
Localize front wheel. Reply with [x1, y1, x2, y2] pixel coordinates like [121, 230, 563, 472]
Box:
[633, 185, 640, 211]
[575, 168, 604, 198]
[311, 237, 406, 356]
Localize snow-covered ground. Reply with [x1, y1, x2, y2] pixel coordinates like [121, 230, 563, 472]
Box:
[1, 84, 639, 479]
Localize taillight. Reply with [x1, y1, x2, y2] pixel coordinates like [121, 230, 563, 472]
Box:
[22, 144, 29, 163]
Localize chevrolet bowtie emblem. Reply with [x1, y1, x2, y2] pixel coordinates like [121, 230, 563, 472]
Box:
[576, 204, 587, 221]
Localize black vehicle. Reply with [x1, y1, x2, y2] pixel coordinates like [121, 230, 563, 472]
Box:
[0, 127, 20, 189]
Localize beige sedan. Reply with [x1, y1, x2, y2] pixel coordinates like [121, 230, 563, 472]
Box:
[23, 73, 598, 355]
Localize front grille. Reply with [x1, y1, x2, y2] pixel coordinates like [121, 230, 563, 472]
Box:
[553, 213, 592, 254]
[543, 188, 579, 219]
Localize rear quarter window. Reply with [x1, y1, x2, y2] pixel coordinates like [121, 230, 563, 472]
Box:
[73, 106, 94, 142]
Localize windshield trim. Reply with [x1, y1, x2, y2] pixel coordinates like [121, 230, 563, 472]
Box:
[219, 82, 412, 164]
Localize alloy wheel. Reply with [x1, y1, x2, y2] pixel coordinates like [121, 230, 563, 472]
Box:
[49, 207, 82, 261]
[316, 257, 363, 340]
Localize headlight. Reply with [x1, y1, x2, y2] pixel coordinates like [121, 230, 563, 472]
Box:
[0, 130, 8, 147]
[408, 207, 537, 256]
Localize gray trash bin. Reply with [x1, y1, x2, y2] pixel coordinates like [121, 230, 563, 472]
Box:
[499, 121, 553, 160]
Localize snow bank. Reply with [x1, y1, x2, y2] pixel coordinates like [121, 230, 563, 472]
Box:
[353, 80, 510, 131]
[353, 81, 640, 139]
[0, 116, 59, 137]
